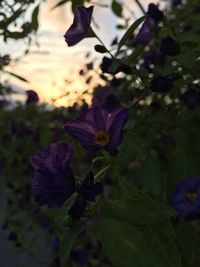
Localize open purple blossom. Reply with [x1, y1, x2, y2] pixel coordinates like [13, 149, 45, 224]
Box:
[64, 102, 129, 153]
[64, 6, 94, 46]
[160, 36, 180, 56]
[170, 176, 200, 220]
[30, 142, 75, 208]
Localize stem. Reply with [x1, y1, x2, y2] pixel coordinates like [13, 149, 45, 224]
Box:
[94, 165, 111, 181]
[134, 0, 146, 15]
[91, 27, 115, 59]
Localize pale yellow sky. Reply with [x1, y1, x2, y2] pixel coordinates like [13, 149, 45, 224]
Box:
[2, 0, 161, 106]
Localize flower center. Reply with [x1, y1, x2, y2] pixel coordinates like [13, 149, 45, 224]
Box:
[186, 191, 197, 203]
[95, 131, 109, 146]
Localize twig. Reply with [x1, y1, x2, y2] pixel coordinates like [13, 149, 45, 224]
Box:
[134, 0, 146, 15]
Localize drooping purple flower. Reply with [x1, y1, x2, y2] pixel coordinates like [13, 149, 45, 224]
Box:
[64, 102, 129, 153]
[64, 6, 94, 46]
[136, 3, 163, 46]
[26, 90, 39, 104]
[77, 172, 103, 202]
[136, 17, 156, 45]
[181, 89, 200, 110]
[147, 3, 164, 21]
[160, 36, 180, 56]
[150, 75, 173, 92]
[170, 176, 200, 220]
[30, 142, 75, 208]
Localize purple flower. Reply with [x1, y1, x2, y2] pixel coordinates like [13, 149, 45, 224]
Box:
[181, 89, 200, 110]
[30, 142, 75, 208]
[77, 172, 103, 202]
[26, 90, 39, 104]
[160, 36, 180, 56]
[64, 6, 94, 46]
[136, 17, 156, 45]
[147, 3, 164, 21]
[136, 3, 163, 46]
[150, 75, 173, 92]
[64, 103, 129, 153]
[170, 177, 200, 220]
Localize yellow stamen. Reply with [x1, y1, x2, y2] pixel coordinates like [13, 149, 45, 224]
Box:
[95, 131, 109, 146]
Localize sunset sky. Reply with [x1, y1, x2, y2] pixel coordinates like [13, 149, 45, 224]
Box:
[2, 0, 161, 106]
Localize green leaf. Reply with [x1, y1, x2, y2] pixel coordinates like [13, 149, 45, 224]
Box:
[51, 0, 69, 10]
[97, 218, 181, 267]
[4, 71, 29, 82]
[100, 197, 176, 226]
[48, 195, 76, 228]
[32, 5, 40, 31]
[117, 16, 145, 54]
[112, 0, 123, 17]
[114, 132, 146, 172]
[118, 176, 147, 200]
[125, 44, 144, 64]
[59, 224, 82, 267]
[142, 222, 182, 267]
[167, 142, 187, 199]
[140, 152, 162, 196]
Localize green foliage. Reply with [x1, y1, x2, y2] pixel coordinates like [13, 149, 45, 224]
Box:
[51, 0, 69, 10]
[97, 179, 181, 267]
[31, 4, 40, 31]
[116, 16, 145, 54]
[111, 0, 123, 18]
[59, 223, 83, 267]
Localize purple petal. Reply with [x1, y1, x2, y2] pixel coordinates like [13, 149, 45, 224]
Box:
[64, 6, 93, 46]
[136, 17, 156, 45]
[107, 108, 129, 151]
